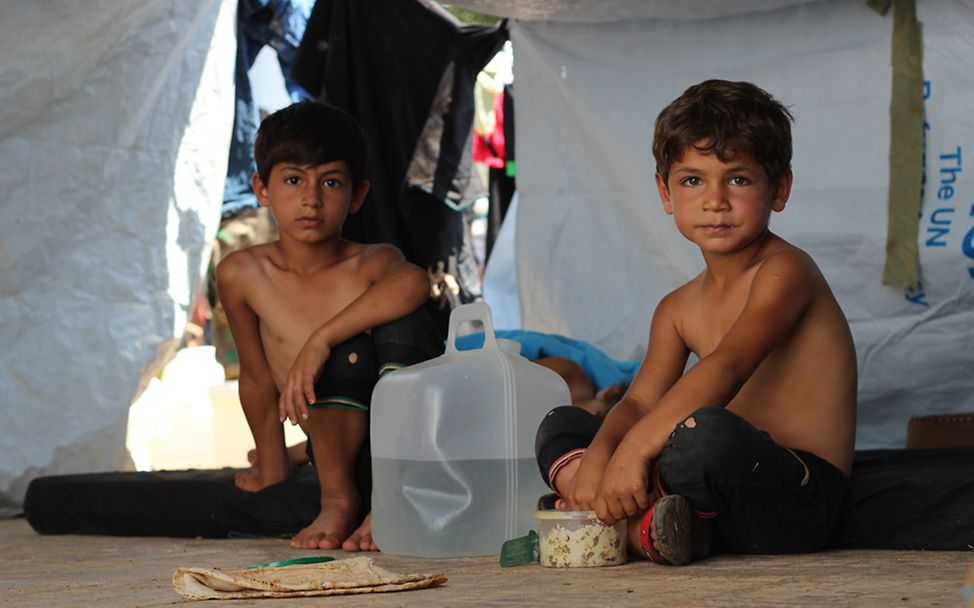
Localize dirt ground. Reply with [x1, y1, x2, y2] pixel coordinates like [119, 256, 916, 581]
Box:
[1, 517, 970, 607]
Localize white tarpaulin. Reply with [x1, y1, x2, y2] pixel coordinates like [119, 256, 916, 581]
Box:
[0, 0, 236, 515]
[455, 0, 815, 23]
[508, 0, 974, 448]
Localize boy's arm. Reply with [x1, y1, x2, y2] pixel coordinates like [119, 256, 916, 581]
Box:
[280, 244, 430, 424]
[559, 293, 690, 511]
[215, 253, 280, 419]
[595, 251, 818, 523]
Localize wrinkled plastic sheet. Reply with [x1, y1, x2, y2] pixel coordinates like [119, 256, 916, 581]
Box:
[509, 0, 974, 448]
[452, 0, 815, 23]
[0, 0, 236, 515]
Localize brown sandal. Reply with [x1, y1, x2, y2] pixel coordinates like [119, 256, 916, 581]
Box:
[638, 495, 713, 565]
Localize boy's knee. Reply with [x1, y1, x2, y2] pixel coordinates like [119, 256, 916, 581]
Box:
[535, 406, 598, 455]
[535, 405, 600, 489]
[660, 406, 750, 479]
[371, 307, 444, 366]
[679, 406, 740, 437]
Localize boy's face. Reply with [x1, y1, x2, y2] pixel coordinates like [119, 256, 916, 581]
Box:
[252, 160, 369, 244]
[655, 144, 792, 257]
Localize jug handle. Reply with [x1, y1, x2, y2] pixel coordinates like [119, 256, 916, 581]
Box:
[445, 302, 499, 354]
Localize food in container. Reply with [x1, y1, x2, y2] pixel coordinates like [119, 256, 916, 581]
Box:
[534, 510, 627, 567]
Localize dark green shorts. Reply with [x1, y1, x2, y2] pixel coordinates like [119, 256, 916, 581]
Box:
[309, 307, 444, 412]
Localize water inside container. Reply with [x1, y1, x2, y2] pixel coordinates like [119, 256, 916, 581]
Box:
[372, 457, 547, 557]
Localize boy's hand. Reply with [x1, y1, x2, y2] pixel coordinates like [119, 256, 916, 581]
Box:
[279, 339, 332, 425]
[594, 441, 651, 525]
[556, 453, 606, 512]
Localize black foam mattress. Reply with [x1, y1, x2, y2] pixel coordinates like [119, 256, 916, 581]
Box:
[22, 448, 974, 550]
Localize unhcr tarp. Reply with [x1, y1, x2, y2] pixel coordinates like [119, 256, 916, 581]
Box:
[2, 0, 972, 517]
[0, 0, 235, 515]
[479, 0, 974, 448]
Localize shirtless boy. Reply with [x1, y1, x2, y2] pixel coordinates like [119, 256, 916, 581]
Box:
[217, 102, 435, 552]
[536, 79, 858, 565]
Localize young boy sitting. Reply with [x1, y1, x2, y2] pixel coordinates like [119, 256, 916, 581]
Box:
[536, 79, 858, 565]
[217, 101, 441, 552]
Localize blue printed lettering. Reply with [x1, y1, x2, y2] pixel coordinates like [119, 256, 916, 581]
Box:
[925, 226, 949, 247]
[940, 146, 961, 168]
[937, 146, 962, 201]
[964, 204, 974, 279]
[930, 207, 955, 225]
[920, 123, 929, 201]
[925, 203, 954, 248]
[905, 285, 929, 307]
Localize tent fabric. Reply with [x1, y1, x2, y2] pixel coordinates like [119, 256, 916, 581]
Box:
[289, 0, 507, 331]
[507, 0, 974, 449]
[0, 0, 237, 516]
[481, 194, 523, 329]
[451, 0, 817, 23]
[23, 448, 974, 550]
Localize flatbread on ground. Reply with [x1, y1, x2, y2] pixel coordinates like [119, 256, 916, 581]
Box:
[173, 556, 447, 600]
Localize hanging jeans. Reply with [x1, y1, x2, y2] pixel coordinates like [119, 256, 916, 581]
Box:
[223, 0, 314, 218]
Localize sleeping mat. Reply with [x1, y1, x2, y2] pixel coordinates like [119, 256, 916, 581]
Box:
[23, 448, 974, 550]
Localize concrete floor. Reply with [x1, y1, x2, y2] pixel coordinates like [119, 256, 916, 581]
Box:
[1, 518, 971, 607]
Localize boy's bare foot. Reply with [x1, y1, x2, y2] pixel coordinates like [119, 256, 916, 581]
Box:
[246, 442, 311, 467]
[234, 449, 291, 491]
[233, 466, 290, 492]
[341, 512, 379, 552]
[238, 442, 309, 491]
[290, 497, 360, 550]
[234, 468, 262, 491]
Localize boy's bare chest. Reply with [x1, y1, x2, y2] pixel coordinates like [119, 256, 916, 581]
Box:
[252, 265, 370, 350]
[682, 287, 749, 357]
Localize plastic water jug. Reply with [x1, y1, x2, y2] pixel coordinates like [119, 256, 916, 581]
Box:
[370, 302, 571, 557]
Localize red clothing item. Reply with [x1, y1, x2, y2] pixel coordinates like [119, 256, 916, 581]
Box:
[473, 90, 506, 168]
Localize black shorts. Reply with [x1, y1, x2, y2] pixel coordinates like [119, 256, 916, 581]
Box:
[309, 307, 445, 412]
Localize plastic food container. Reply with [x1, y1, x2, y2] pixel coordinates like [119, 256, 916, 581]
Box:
[534, 510, 628, 567]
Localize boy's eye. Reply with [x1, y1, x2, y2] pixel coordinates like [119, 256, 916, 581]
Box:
[323, 178, 341, 188]
[284, 175, 302, 185]
[729, 176, 751, 186]
[680, 176, 701, 187]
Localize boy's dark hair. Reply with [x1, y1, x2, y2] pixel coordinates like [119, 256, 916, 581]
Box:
[254, 101, 370, 186]
[652, 80, 793, 184]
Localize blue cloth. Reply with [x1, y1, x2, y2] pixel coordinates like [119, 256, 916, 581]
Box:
[223, 0, 315, 218]
[454, 330, 640, 392]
